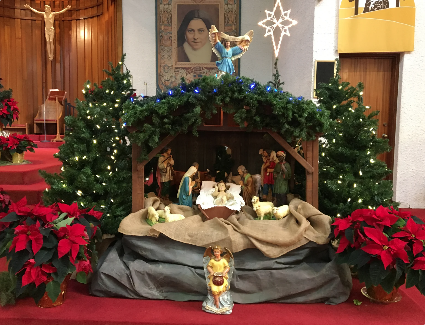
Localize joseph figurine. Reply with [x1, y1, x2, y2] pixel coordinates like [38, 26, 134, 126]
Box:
[24, 4, 71, 61]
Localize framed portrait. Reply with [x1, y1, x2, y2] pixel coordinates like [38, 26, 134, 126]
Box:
[156, 0, 240, 90]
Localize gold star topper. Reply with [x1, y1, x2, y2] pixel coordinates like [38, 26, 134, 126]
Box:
[258, 0, 297, 57]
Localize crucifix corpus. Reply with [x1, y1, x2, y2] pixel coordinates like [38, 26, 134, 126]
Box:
[24, 4, 71, 61]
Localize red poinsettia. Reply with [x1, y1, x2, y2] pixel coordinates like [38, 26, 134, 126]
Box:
[20, 259, 57, 287]
[76, 259, 93, 275]
[412, 253, 425, 270]
[361, 227, 409, 269]
[30, 203, 58, 224]
[0, 212, 10, 231]
[0, 98, 20, 125]
[0, 187, 11, 211]
[8, 197, 31, 216]
[10, 220, 44, 255]
[56, 224, 88, 264]
[56, 202, 84, 219]
[393, 217, 425, 256]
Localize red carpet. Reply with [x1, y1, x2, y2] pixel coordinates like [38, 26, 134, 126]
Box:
[0, 274, 423, 325]
[0, 148, 61, 204]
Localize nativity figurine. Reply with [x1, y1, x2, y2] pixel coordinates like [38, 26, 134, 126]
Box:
[202, 246, 234, 315]
[212, 181, 234, 206]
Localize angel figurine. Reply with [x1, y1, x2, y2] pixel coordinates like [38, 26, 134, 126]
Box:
[202, 246, 234, 315]
[209, 25, 253, 79]
[212, 181, 234, 206]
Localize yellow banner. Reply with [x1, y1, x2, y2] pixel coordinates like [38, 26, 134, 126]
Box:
[338, 0, 416, 53]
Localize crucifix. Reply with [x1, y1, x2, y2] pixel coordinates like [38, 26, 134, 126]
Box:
[24, 4, 71, 61]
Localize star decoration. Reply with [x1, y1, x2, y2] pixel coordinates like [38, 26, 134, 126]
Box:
[258, 0, 297, 57]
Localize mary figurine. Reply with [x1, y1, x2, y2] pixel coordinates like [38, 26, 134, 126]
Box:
[202, 246, 234, 315]
[177, 166, 198, 207]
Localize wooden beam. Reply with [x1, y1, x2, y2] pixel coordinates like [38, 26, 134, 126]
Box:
[303, 140, 313, 207]
[132, 143, 145, 212]
[312, 137, 319, 209]
[267, 131, 314, 173]
[140, 134, 178, 167]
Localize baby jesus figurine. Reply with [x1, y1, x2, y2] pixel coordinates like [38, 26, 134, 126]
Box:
[212, 181, 234, 206]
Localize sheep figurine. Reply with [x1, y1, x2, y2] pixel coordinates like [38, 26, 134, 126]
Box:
[273, 205, 289, 220]
[164, 206, 185, 223]
[251, 196, 274, 220]
[147, 206, 159, 225]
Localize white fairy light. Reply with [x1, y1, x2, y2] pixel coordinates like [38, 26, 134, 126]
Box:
[348, 198, 351, 202]
[77, 190, 83, 196]
[358, 199, 362, 203]
[93, 139, 97, 144]
[258, 0, 297, 57]
[86, 84, 90, 88]
[359, 170, 362, 175]
[354, 183, 357, 188]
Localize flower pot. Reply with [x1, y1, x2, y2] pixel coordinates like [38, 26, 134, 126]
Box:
[362, 285, 401, 303]
[12, 152, 24, 164]
[38, 275, 71, 308]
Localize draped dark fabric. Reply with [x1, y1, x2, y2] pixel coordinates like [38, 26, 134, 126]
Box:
[90, 235, 352, 304]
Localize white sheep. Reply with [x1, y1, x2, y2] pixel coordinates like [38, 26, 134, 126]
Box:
[164, 206, 185, 223]
[251, 196, 274, 220]
[147, 206, 159, 225]
[273, 205, 289, 220]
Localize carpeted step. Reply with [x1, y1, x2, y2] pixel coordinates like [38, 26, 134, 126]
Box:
[33, 141, 64, 149]
[0, 163, 61, 185]
[2, 181, 49, 205]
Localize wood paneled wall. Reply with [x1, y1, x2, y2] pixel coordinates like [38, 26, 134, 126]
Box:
[0, 0, 122, 132]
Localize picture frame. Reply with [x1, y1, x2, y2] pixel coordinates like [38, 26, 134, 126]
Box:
[156, 0, 240, 90]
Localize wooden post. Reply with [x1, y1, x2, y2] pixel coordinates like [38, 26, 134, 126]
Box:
[132, 143, 145, 212]
[312, 137, 319, 209]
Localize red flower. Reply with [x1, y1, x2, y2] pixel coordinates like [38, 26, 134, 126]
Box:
[56, 224, 88, 264]
[86, 207, 103, 220]
[332, 216, 352, 237]
[8, 197, 31, 216]
[10, 221, 44, 255]
[393, 217, 425, 256]
[20, 259, 56, 287]
[0, 212, 10, 232]
[57, 202, 83, 219]
[361, 227, 409, 269]
[76, 259, 93, 275]
[30, 203, 58, 223]
[412, 253, 425, 270]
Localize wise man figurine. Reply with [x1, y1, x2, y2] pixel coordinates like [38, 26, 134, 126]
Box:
[24, 4, 71, 61]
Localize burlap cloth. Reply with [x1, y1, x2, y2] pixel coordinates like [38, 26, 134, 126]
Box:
[118, 197, 331, 258]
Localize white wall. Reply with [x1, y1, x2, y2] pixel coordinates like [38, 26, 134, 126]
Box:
[277, 0, 316, 99]
[393, 2, 425, 208]
[123, 0, 156, 96]
[122, 0, 273, 95]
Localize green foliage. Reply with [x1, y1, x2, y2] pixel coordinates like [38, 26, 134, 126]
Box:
[268, 58, 285, 89]
[316, 61, 395, 218]
[41, 56, 133, 235]
[124, 74, 330, 162]
[353, 299, 362, 306]
[0, 271, 16, 307]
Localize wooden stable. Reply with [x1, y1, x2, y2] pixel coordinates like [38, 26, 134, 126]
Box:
[130, 111, 319, 212]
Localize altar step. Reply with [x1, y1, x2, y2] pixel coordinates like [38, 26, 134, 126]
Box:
[0, 148, 61, 204]
[28, 134, 64, 148]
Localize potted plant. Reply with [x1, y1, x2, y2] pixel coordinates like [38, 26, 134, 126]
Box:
[332, 206, 425, 302]
[0, 197, 102, 307]
[0, 79, 19, 129]
[0, 133, 37, 163]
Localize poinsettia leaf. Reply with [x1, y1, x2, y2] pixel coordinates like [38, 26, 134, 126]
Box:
[54, 217, 75, 230]
[345, 228, 354, 244]
[380, 269, 397, 294]
[39, 228, 51, 237]
[58, 239, 72, 258]
[406, 268, 420, 289]
[335, 249, 351, 265]
[348, 249, 371, 268]
[77, 217, 93, 238]
[411, 216, 425, 225]
[46, 280, 61, 303]
[25, 217, 35, 226]
[34, 249, 55, 266]
[76, 271, 87, 284]
[417, 270, 425, 292]
[394, 218, 406, 228]
[52, 256, 70, 280]
[0, 212, 18, 223]
[32, 282, 46, 304]
[395, 258, 406, 282]
[369, 260, 385, 286]
[8, 249, 30, 274]
[53, 212, 68, 224]
[43, 234, 58, 249]
[82, 214, 101, 226]
[15, 276, 28, 297]
[357, 264, 372, 288]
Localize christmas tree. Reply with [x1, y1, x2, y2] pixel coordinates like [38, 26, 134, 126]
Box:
[41, 58, 134, 234]
[315, 64, 394, 218]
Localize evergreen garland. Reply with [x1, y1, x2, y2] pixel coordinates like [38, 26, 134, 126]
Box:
[268, 58, 285, 89]
[123, 74, 330, 161]
[41, 57, 133, 235]
[316, 62, 395, 219]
